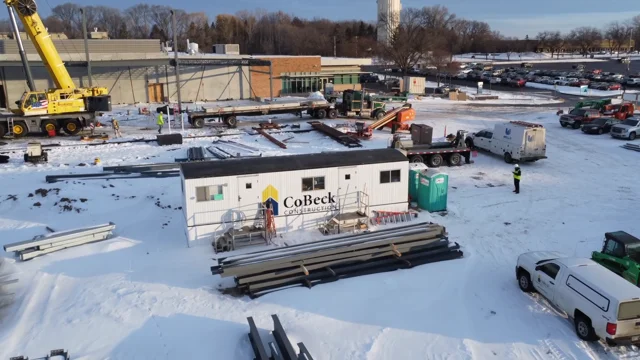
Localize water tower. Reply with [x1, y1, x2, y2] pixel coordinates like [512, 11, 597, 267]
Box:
[377, 0, 401, 44]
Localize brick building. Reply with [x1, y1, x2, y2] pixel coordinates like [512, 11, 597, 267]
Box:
[0, 37, 371, 108]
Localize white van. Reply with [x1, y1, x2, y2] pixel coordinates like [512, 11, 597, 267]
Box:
[466, 121, 547, 163]
[516, 251, 640, 345]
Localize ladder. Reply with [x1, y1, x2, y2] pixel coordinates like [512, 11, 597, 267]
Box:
[5, 117, 14, 137]
[370, 210, 416, 225]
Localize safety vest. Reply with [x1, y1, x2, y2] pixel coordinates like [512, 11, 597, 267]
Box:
[513, 168, 521, 180]
[112, 119, 119, 129]
[156, 113, 164, 125]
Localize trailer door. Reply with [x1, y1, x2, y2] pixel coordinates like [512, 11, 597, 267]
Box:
[524, 128, 546, 157]
[338, 167, 358, 212]
[237, 175, 261, 219]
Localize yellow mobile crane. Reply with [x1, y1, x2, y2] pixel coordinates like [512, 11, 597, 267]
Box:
[0, 0, 111, 137]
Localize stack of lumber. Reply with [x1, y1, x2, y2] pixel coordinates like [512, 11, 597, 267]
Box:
[212, 222, 462, 298]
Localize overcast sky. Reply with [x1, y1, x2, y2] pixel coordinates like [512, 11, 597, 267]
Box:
[9, 0, 640, 38]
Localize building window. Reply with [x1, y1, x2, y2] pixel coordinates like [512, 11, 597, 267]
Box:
[246, 183, 252, 189]
[302, 176, 325, 191]
[196, 185, 224, 202]
[380, 170, 401, 184]
[345, 174, 351, 180]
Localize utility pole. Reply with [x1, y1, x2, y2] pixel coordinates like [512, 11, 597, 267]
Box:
[170, 10, 183, 113]
[80, 8, 92, 87]
[333, 36, 337, 57]
[7, 6, 34, 91]
[355, 36, 358, 57]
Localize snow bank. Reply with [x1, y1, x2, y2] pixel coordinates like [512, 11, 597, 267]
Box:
[525, 82, 639, 97]
[307, 91, 326, 101]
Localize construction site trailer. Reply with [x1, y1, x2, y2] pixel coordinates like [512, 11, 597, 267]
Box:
[180, 148, 409, 246]
[187, 99, 337, 128]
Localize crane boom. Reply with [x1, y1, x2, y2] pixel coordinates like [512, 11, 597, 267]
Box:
[5, 0, 75, 90]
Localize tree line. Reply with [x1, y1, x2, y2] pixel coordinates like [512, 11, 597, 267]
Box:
[0, 2, 637, 66]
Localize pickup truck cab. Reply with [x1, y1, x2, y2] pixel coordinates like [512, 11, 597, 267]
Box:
[517, 251, 640, 345]
[560, 108, 602, 129]
[611, 117, 640, 140]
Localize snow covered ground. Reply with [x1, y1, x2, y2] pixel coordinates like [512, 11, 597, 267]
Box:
[525, 82, 640, 97]
[1, 99, 640, 359]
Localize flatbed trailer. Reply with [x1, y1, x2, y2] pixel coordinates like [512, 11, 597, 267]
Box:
[0, 111, 96, 137]
[187, 100, 337, 128]
[400, 144, 472, 167]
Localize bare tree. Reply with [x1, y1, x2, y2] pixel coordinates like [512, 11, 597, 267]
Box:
[568, 27, 602, 56]
[606, 21, 632, 54]
[378, 8, 430, 74]
[124, 4, 154, 39]
[546, 31, 565, 58]
[94, 6, 124, 38]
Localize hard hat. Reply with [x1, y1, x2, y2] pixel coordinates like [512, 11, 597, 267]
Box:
[514, 164, 519, 167]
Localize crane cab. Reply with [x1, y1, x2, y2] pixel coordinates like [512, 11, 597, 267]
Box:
[14, 91, 49, 116]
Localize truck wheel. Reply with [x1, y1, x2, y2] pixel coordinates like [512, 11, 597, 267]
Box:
[62, 119, 82, 135]
[327, 109, 338, 119]
[11, 122, 27, 137]
[225, 116, 238, 128]
[375, 110, 386, 121]
[410, 155, 424, 163]
[448, 153, 462, 166]
[192, 118, 204, 128]
[40, 120, 58, 134]
[572, 122, 581, 129]
[504, 152, 513, 164]
[575, 316, 597, 342]
[560, 123, 567, 128]
[630, 132, 636, 140]
[0, 123, 6, 138]
[316, 109, 327, 119]
[427, 154, 443, 167]
[517, 270, 534, 292]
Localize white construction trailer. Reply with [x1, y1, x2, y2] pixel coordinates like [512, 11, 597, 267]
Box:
[180, 149, 409, 246]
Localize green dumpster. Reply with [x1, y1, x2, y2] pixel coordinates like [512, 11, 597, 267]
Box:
[408, 163, 428, 203]
[417, 171, 448, 212]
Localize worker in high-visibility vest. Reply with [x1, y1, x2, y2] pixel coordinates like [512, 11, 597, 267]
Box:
[110, 118, 122, 138]
[156, 112, 165, 134]
[513, 164, 521, 194]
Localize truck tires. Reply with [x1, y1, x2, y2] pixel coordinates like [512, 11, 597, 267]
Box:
[427, 154, 443, 167]
[575, 316, 597, 341]
[11, 122, 27, 138]
[327, 109, 338, 119]
[374, 110, 386, 121]
[40, 120, 58, 134]
[223, 116, 238, 128]
[517, 270, 534, 292]
[448, 153, 462, 166]
[315, 109, 327, 119]
[192, 118, 204, 128]
[630, 132, 636, 140]
[572, 122, 581, 129]
[62, 119, 82, 135]
[504, 152, 513, 164]
[410, 155, 424, 163]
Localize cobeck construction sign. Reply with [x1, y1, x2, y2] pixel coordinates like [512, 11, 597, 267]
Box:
[262, 185, 338, 216]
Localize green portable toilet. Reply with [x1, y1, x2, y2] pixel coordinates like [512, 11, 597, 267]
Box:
[417, 171, 448, 212]
[408, 163, 428, 203]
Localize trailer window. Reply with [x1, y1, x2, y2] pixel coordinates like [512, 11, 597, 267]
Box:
[618, 301, 640, 321]
[302, 177, 325, 191]
[196, 185, 224, 202]
[380, 170, 401, 184]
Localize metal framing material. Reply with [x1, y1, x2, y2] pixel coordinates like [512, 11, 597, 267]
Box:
[271, 314, 298, 360]
[215, 223, 463, 297]
[247, 316, 270, 360]
[4, 223, 115, 261]
[246, 315, 315, 360]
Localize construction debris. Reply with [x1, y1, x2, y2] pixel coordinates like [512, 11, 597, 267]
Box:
[4, 222, 116, 261]
[308, 121, 362, 148]
[622, 143, 640, 152]
[45, 169, 179, 183]
[247, 314, 314, 360]
[10, 349, 70, 360]
[0, 257, 18, 309]
[256, 128, 287, 149]
[213, 222, 462, 298]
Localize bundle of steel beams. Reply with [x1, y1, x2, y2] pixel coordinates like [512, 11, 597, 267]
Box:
[308, 121, 362, 148]
[247, 314, 314, 360]
[4, 223, 116, 261]
[213, 222, 463, 298]
[10, 349, 70, 360]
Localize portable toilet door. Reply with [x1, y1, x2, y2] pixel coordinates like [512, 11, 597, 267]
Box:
[418, 172, 448, 212]
[408, 163, 428, 203]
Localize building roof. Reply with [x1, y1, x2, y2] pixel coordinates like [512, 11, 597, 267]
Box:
[181, 149, 408, 180]
[321, 57, 373, 66]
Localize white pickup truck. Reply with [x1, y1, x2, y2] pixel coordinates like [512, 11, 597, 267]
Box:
[516, 251, 640, 345]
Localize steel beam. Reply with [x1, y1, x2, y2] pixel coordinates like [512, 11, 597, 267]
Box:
[247, 317, 269, 360]
[271, 315, 298, 360]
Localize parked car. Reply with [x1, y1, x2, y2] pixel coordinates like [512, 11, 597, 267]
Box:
[607, 83, 622, 91]
[581, 117, 621, 134]
[560, 108, 602, 129]
[466, 121, 547, 163]
[521, 62, 533, 68]
[619, 57, 631, 64]
[627, 78, 640, 87]
[611, 117, 640, 140]
[360, 74, 379, 83]
[516, 251, 640, 345]
[509, 78, 527, 87]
